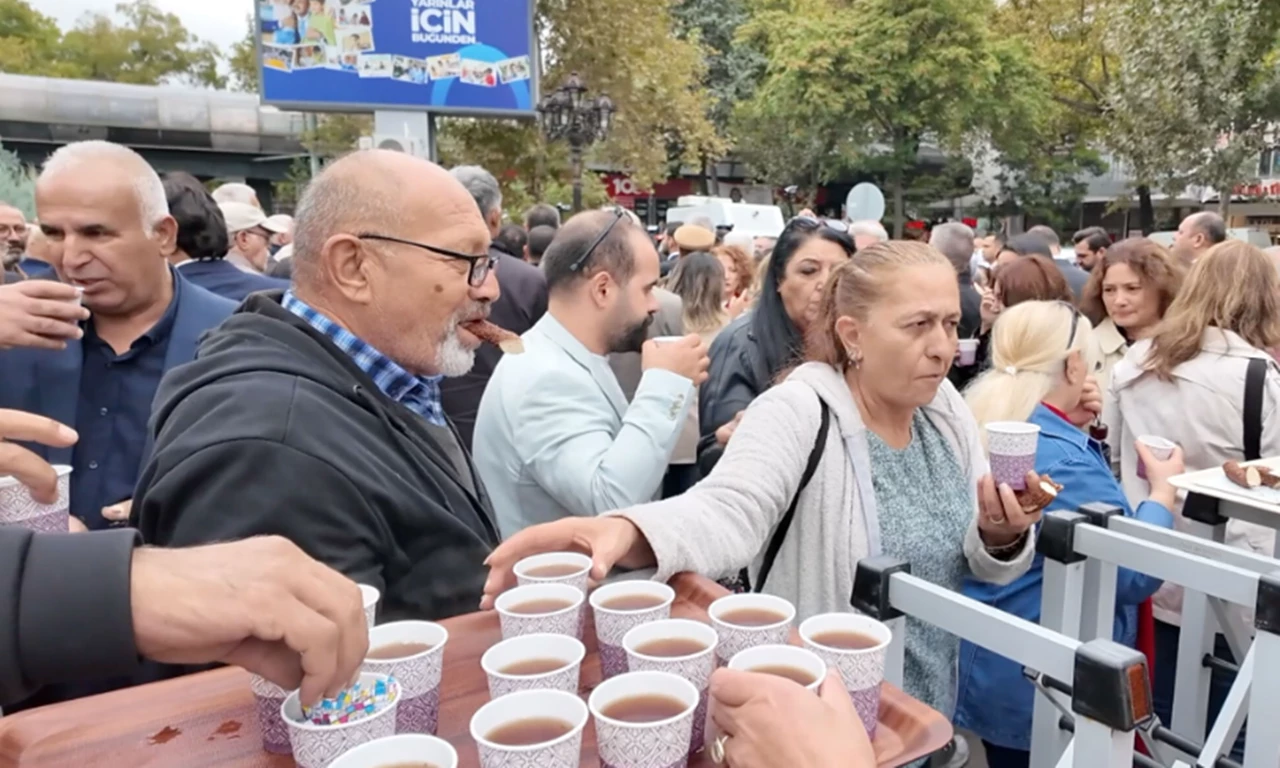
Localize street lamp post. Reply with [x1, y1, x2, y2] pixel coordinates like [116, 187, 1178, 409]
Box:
[537, 72, 616, 213]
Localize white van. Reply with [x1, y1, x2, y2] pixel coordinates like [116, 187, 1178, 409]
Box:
[665, 196, 787, 239]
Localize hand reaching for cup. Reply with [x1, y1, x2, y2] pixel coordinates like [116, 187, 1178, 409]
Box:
[0, 281, 87, 351]
[1136, 440, 1184, 510]
[707, 668, 874, 768]
[0, 408, 78, 504]
[481, 516, 655, 610]
[642, 334, 710, 385]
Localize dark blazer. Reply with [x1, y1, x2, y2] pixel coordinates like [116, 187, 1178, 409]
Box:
[441, 249, 548, 451]
[0, 273, 236, 471]
[176, 259, 290, 302]
[1057, 260, 1090, 302]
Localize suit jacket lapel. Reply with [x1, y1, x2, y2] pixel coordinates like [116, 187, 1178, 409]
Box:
[536, 316, 629, 418]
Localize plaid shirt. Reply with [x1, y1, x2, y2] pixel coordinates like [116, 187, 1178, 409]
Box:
[282, 291, 447, 427]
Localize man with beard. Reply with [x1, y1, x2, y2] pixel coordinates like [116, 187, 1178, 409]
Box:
[473, 209, 710, 538]
[134, 150, 502, 623]
[0, 203, 33, 282]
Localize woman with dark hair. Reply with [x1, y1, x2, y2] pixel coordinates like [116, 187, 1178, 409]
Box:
[666, 251, 730, 345]
[697, 218, 854, 473]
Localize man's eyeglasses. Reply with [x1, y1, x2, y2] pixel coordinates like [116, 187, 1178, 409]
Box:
[358, 233, 496, 287]
[570, 207, 627, 273]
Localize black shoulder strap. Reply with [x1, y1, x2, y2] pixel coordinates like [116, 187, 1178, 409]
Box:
[1244, 357, 1267, 461]
[753, 400, 831, 593]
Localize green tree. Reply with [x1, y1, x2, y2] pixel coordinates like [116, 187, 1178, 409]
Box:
[1107, 0, 1280, 218]
[228, 14, 259, 93]
[0, 0, 73, 77]
[59, 0, 225, 88]
[0, 145, 37, 219]
[734, 0, 1036, 235]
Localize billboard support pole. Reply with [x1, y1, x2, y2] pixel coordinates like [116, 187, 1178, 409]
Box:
[427, 113, 438, 163]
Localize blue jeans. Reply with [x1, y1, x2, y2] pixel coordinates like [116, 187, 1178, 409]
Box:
[1153, 620, 1246, 761]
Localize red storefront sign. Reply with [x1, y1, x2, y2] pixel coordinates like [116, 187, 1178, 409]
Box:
[1234, 181, 1280, 198]
[604, 174, 697, 201]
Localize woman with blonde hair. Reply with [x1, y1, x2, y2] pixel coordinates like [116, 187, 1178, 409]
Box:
[955, 301, 1180, 768]
[483, 241, 1042, 725]
[1108, 240, 1280, 757]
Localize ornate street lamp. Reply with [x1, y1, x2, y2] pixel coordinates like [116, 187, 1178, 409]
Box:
[538, 72, 617, 213]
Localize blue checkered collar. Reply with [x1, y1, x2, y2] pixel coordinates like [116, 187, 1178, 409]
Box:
[282, 291, 446, 426]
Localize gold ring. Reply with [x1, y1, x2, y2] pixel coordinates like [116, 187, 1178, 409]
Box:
[709, 733, 729, 763]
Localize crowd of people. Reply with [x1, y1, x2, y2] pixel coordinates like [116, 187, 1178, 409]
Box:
[1, 139, 1278, 767]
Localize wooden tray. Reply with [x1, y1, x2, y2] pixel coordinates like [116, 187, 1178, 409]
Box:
[0, 573, 952, 767]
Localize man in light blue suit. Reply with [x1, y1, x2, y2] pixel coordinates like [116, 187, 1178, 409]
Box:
[474, 209, 710, 539]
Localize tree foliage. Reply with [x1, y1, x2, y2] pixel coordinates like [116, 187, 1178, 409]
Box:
[228, 14, 259, 93]
[0, 0, 223, 87]
[1107, 0, 1280, 214]
[0, 145, 36, 220]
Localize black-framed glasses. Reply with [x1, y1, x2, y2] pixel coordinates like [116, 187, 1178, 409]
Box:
[570, 207, 626, 273]
[357, 233, 496, 287]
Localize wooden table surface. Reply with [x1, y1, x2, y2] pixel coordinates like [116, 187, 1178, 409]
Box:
[0, 573, 952, 767]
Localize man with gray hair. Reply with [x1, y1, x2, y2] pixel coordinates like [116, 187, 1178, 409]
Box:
[0, 140, 235, 534]
[135, 150, 503, 625]
[930, 223, 983, 388]
[1171, 211, 1227, 267]
[849, 220, 889, 250]
[442, 165, 548, 451]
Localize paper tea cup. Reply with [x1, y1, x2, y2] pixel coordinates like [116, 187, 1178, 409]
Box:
[358, 584, 380, 630]
[362, 620, 447, 735]
[799, 613, 892, 739]
[589, 670, 700, 768]
[957, 338, 979, 367]
[515, 551, 593, 592]
[707, 593, 795, 665]
[328, 733, 458, 768]
[249, 673, 292, 755]
[986, 421, 1041, 490]
[0, 465, 71, 533]
[623, 618, 719, 759]
[495, 582, 585, 640]
[481, 632, 585, 699]
[589, 580, 676, 679]
[470, 689, 588, 768]
[1136, 435, 1176, 481]
[283, 673, 400, 768]
[728, 644, 827, 693]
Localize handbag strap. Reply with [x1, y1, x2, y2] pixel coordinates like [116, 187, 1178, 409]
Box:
[1244, 357, 1267, 461]
[753, 399, 830, 593]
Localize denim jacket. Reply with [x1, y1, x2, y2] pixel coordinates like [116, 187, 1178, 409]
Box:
[952, 404, 1173, 750]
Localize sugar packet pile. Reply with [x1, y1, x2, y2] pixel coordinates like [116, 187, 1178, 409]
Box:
[299, 676, 398, 726]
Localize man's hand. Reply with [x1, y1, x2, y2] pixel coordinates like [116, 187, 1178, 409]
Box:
[130, 536, 369, 707]
[0, 409, 77, 504]
[102, 498, 132, 524]
[0, 281, 87, 351]
[642, 334, 711, 385]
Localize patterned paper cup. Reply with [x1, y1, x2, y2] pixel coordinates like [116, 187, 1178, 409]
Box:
[622, 619, 718, 759]
[283, 673, 400, 768]
[481, 633, 585, 699]
[589, 580, 676, 679]
[588, 670, 699, 768]
[358, 584, 380, 630]
[328, 733, 458, 768]
[249, 673, 292, 755]
[362, 621, 447, 735]
[470, 689, 588, 768]
[515, 552, 593, 592]
[707, 593, 795, 666]
[799, 613, 891, 739]
[495, 583, 585, 640]
[957, 338, 979, 367]
[1136, 435, 1176, 481]
[986, 421, 1041, 490]
[727, 644, 826, 693]
[0, 465, 70, 532]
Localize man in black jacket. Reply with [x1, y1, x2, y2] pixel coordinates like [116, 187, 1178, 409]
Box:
[0, 408, 366, 708]
[134, 150, 503, 622]
[441, 165, 548, 452]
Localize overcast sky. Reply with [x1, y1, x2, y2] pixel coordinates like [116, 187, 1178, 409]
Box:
[44, 0, 247, 53]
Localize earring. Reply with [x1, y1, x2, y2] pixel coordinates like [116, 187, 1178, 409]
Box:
[847, 347, 862, 368]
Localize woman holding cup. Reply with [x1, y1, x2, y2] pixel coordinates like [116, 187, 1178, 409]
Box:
[955, 301, 1180, 768]
[485, 242, 1041, 720]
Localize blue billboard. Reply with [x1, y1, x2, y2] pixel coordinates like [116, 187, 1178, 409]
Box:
[255, 0, 537, 117]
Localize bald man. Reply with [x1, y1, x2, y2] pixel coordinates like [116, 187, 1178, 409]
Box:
[1171, 211, 1227, 266]
[135, 150, 503, 624]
